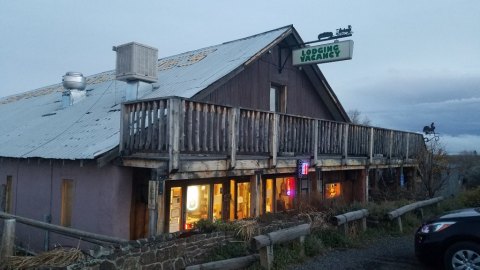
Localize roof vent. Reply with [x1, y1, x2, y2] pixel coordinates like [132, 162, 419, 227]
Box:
[62, 72, 86, 108]
[113, 42, 158, 83]
[63, 72, 86, 90]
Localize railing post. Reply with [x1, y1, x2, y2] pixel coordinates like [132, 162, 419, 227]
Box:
[313, 120, 319, 166]
[0, 219, 15, 259]
[270, 113, 279, 168]
[389, 130, 393, 159]
[343, 124, 349, 161]
[168, 98, 181, 172]
[369, 127, 374, 163]
[229, 108, 239, 169]
[405, 133, 410, 160]
[120, 103, 129, 153]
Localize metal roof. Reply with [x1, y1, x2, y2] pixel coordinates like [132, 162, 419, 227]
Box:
[0, 26, 292, 160]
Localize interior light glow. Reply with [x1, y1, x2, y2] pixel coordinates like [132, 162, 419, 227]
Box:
[186, 186, 199, 211]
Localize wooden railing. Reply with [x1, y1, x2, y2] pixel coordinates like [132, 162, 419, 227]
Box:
[120, 97, 425, 170]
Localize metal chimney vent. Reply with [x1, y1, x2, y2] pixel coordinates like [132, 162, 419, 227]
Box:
[113, 42, 158, 83]
[62, 72, 86, 90]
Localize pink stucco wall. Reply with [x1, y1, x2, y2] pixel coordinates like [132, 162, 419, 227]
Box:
[0, 158, 133, 251]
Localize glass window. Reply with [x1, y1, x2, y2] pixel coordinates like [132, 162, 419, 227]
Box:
[229, 180, 235, 221]
[169, 187, 182, 233]
[325, 183, 341, 199]
[236, 182, 251, 219]
[265, 179, 274, 213]
[275, 177, 295, 211]
[213, 184, 223, 221]
[269, 85, 286, 113]
[185, 185, 210, 230]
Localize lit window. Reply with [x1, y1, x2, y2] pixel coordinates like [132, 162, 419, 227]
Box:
[275, 177, 295, 211]
[169, 187, 182, 233]
[185, 185, 210, 230]
[325, 183, 341, 199]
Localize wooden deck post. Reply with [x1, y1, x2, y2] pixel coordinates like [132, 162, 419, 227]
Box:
[251, 173, 261, 217]
[0, 218, 15, 259]
[343, 124, 349, 161]
[369, 127, 374, 164]
[229, 108, 239, 169]
[405, 133, 410, 159]
[389, 130, 394, 160]
[156, 176, 166, 234]
[168, 98, 181, 172]
[270, 113, 279, 168]
[313, 120, 319, 166]
[148, 180, 159, 237]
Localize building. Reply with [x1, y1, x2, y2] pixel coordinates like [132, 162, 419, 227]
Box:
[0, 25, 424, 251]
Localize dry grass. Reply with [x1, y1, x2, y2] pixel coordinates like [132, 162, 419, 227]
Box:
[233, 219, 259, 242]
[2, 247, 85, 269]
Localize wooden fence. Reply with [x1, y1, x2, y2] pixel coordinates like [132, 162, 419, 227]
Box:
[120, 97, 425, 171]
[0, 211, 128, 257]
[387, 196, 444, 232]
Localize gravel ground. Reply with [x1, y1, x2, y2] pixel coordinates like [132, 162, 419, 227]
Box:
[288, 234, 438, 270]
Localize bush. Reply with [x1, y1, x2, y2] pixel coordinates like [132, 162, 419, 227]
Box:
[193, 219, 217, 233]
[459, 187, 480, 207]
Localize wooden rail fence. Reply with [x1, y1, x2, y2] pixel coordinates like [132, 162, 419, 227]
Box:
[387, 196, 444, 232]
[0, 211, 128, 255]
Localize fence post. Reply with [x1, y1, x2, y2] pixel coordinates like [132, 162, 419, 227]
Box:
[298, 235, 306, 257]
[396, 216, 403, 233]
[259, 244, 273, 270]
[0, 218, 15, 259]
[340, 222, 349, 236]
[362, 216, 367, 232]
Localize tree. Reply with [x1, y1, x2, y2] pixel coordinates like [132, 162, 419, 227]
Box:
[417, 140, 450, 198]
[348, 109, 371, 126]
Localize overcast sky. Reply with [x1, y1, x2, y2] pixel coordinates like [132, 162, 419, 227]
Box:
[1, 0, 479, 154]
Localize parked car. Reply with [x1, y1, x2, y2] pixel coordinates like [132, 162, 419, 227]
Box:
[415, 208, 480, 270]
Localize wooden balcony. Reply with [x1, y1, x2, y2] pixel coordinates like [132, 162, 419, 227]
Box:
[120, 97, 425, 176]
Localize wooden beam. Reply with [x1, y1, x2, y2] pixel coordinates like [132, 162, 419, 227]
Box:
[96, 146, 119, 168]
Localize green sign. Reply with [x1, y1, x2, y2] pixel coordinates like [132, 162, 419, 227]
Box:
[292, 40, 354, 66]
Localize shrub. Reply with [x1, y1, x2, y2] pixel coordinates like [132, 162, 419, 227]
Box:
[193, 219, 216, 233]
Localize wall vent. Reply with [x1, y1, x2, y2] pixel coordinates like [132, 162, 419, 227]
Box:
[113, 42, 158, 83]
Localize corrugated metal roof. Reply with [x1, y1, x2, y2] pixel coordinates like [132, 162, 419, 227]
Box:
[0, 26, 292, 160]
